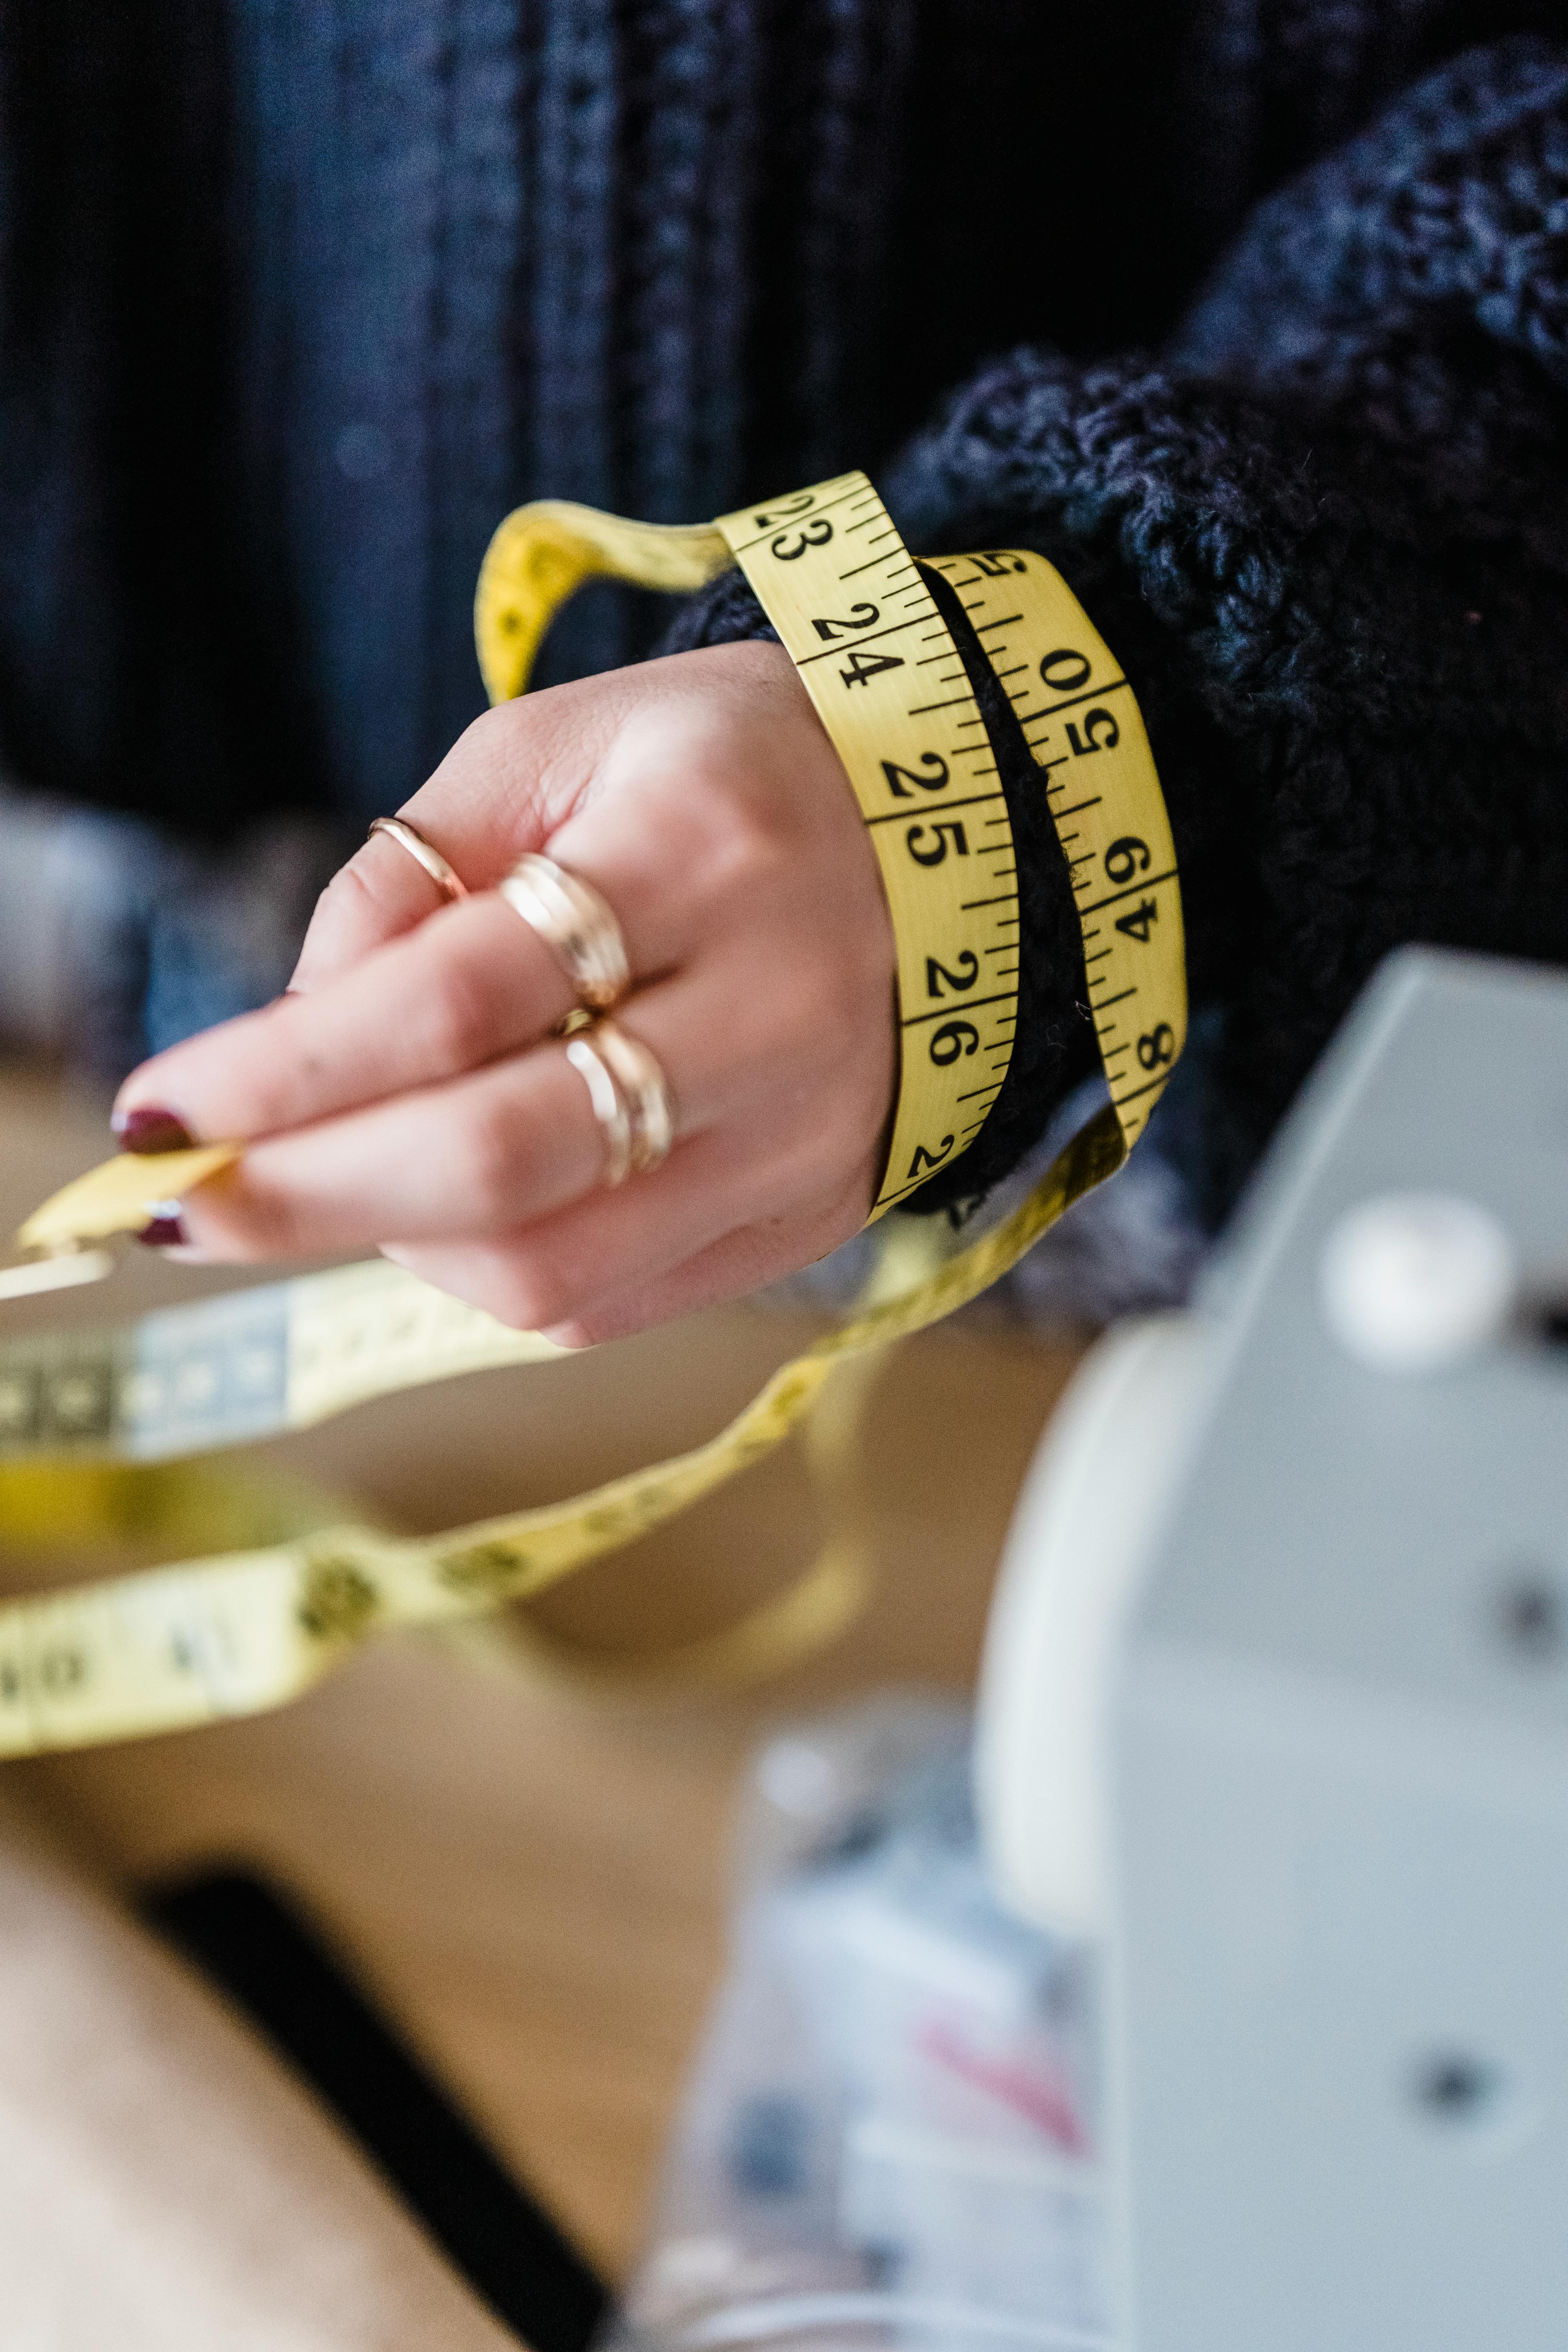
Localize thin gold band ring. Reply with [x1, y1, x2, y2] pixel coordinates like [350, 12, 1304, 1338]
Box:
[367, 817, 470, 904]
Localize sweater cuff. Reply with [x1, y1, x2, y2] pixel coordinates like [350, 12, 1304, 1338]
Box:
[658, 567, 777, 655]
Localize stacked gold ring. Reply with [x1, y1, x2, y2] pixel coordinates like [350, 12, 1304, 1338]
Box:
[563, 1033, 635, 1188]
[363, 820, 672, 1191]
[493, 852, 671, 1185]
[497, 852, 630, 1012]
[573, 1018, 675, 1180]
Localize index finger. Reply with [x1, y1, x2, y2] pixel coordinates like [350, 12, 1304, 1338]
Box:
[115, 676, 759, 1146]
[287, 659, 653, 994]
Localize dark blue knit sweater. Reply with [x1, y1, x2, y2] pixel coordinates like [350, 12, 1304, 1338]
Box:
[3, 2, 1567, 1219]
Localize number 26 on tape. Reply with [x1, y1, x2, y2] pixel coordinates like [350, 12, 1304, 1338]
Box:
[929, 1020, 980, 1066]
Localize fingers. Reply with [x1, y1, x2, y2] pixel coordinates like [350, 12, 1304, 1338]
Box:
[288, 642, 797, 993]
[388, 1190, 867, 1350]
[378, 1130, 874, 1341]
[115, 652, 823, 1152]
[176, 1047, 603, 1258]
[285, 824, 469, 989]
[115, 895, 578, 1146]
[111, 637, 897, 1345]
[287, 668, 635, 991]
[169, 942, 883, 1269]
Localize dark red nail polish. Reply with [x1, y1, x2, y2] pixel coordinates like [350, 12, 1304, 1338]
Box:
[136, 1214, 188, 1249]
[113, 1106, 194, 1155]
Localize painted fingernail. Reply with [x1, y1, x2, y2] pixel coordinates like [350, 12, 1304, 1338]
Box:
[113, 1106, 194, 1155]
[136, 1213, 189, 1249]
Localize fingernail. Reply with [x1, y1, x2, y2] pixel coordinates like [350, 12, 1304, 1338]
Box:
[113, 1106, 194, 1155]
[136, 1213, 189, 1249]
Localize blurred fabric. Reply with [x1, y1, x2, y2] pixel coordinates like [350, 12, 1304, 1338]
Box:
[0, 0, 1539, 840]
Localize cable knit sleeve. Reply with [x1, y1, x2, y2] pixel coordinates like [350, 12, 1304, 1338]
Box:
[665, 35, 1568, 1219]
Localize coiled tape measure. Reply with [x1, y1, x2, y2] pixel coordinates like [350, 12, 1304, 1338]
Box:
[0, 472, 1184, 1754]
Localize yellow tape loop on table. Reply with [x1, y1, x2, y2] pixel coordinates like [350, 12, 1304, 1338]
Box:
[0, 474, 1184, 1753]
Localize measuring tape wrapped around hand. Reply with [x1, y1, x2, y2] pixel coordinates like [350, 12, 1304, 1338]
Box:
[0, 472, 1184, 1754]
[478, 472, 1185, 1214]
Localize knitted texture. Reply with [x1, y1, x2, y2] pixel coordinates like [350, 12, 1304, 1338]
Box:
[0, 0, 1535, 835]
[673, 34, 1568, 1216]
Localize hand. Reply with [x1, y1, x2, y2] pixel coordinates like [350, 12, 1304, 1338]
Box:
[112, 642, 897, 1344]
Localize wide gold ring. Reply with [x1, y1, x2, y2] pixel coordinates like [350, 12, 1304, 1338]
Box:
[564, 1035, 633, 1189]
[589, 1018, 675, 1175]
[498, 853, 630, 1013]
[367, 816, 470, 904]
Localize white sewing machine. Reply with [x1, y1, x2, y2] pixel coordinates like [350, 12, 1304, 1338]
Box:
[978, 946, 1568, 2352]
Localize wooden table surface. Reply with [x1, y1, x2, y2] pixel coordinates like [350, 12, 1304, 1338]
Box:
[0, 1063, 1083, 2283]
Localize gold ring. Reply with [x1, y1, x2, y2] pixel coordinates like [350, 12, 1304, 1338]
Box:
[589, 1018, 675, 1174]
[367, 817, 470, 904]
[564, 1035, 633, 1188]
[498, 853, 630, 1012]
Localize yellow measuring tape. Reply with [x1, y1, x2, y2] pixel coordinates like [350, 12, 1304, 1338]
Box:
[478, 471, 1183, 1210]
[0, 474, 1184, 1753]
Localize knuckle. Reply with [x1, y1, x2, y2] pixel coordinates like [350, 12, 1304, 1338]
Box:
[293, 857, 393, 977]
[681, 795, 790, 919]
[319, 852, 384, 928]
[457, 1100, 528, 1226]
[420, 957, 500, 1069]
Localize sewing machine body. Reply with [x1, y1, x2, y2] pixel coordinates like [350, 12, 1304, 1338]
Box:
[979, 949, 1568, 2350]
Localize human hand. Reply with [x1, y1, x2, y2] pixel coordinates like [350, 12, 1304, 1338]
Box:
[111, 642, 897, 1344]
